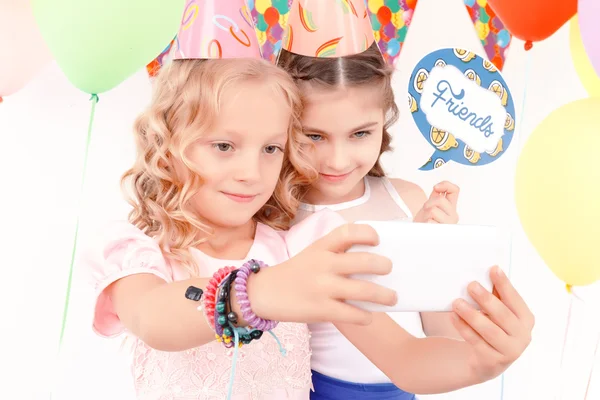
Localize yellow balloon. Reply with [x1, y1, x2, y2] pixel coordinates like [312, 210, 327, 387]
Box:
[255, 0, 271, 14]
[570, 16, 600, 98]
[368, 0, 385, 14]
[475, 20, 490, 41]
[515, 98, 600, 287]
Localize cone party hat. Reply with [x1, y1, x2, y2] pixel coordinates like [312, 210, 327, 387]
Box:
[282, 0, 376, 58]
[173, 0, 262, 60]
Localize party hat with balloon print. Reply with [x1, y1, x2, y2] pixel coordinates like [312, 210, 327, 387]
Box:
[464, 0, 512, 70]
[173, 0, 262, 60]
[248, 0, 294, 62]
[282, 0, 375, 58]
[366, 0, 418, 67]
[147, 37, 176, 79]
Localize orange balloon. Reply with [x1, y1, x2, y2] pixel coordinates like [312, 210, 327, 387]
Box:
[487, 0, 577, 48]
[406, 0, 418, 11]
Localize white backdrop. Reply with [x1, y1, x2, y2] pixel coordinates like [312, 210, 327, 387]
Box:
[1, 0, 599, 399]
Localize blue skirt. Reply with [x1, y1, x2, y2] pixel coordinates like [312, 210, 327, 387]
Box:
[310, 370, 417, 400]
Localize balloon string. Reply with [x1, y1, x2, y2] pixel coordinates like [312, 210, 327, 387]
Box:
[507, 49, 533, 279]
[500, 48, 533, 400]
[584, 330, 600, 399]
[513, 50, 533, 158]
[49, 94, 98, 400]
[559, 296, 574, 368]
[57, 93, 98, 348]
[558, 295, 574, 400]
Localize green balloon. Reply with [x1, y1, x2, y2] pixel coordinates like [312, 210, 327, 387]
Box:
[479, 8, 490, 24]
[272, 0, 290, 14]
[256, 14, 268, 32]
[32, 0, 184, 94]
[384, 0, 401, 13]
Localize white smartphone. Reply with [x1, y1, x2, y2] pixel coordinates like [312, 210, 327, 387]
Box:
[346, 220, 511, 313]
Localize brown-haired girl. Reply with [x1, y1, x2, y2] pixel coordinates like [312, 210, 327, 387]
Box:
[279, 1, 534, 399]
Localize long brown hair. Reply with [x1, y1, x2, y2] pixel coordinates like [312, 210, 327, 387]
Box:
[277, 42, 398, 177]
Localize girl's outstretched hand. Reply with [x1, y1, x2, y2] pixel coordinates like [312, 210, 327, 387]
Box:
[452, 266, 535, 380]
[249, 223, 397, 326]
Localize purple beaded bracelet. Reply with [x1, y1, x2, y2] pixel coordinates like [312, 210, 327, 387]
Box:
[234, 259, 278, 331]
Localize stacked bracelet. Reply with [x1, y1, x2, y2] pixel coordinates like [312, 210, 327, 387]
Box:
[189, 260, 277, 349]
[235, 259, 278, 331]
[203, 266, 236, 330]
[214, 269, 264, 347]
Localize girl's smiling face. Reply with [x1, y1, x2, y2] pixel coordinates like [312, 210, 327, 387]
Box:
[301, 85, 385, 205]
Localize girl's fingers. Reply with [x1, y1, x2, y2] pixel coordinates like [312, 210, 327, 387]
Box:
[434, 181, 460, 207]
[468, 281, 522, 337]
[453, 299, 514, 355]
[331, 275, 398, 307]
[490, 267, 535, 331]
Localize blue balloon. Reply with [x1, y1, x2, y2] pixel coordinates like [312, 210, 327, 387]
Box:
[496, 29, 511, 49]
[387, 39, 400, 57]
[464, 0, 476, 6]
[247, 0, 255, 10]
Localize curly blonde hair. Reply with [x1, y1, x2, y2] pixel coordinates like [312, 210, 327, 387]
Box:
[278, 42, 398, 177]
[121, 58, 317, 275]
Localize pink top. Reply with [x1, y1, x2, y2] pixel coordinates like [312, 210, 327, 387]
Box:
[87, 221, 312, 400]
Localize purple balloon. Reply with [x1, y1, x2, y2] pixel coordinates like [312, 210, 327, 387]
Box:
[383, 23, 396, 40]
[579, 0, 600, 77]
[271, 23, 284, 40]
[262, 40, 274, 59]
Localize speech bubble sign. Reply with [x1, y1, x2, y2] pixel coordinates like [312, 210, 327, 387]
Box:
[408, 48, 516, 170]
